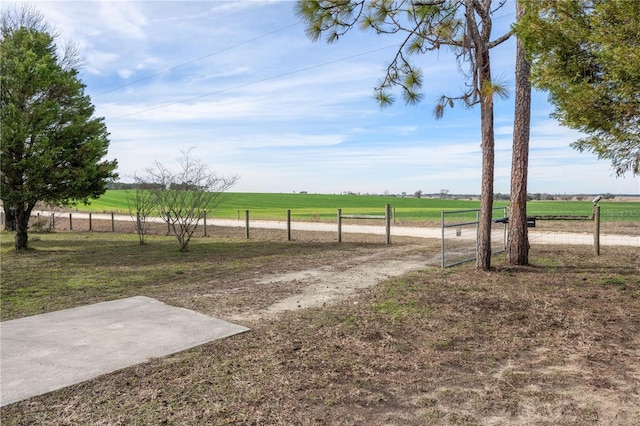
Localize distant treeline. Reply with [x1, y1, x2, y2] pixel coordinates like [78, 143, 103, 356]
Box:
[106, 182, 201, 191]
[106, 182, 620, 202]
[107, 182, 138, 190]
[496, 193, 617, 202]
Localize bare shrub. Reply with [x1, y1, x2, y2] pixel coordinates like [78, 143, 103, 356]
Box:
[126, 178, 157, 245]
[144, 149, 238, 251]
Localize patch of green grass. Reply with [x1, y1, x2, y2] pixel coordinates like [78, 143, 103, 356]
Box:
[533, 256, 564, 270]
[0, 231, 365, 320]
[342, 315, 358, 328]
[81, 190, 494, 221]
[432, 340, 454, 350]
[601, 275, 626, 288]
[1, 233, 198, 318]
[80, 190, 640, 222]
[373, 277, 432, 320]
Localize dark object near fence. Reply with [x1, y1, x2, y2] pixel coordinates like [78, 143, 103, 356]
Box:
[493, 217, 536, 228]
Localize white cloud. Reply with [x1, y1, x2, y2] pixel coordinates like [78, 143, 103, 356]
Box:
[96, 2, 148, 40]
[84, 51, 119, 76]
[117, 69, 133, 79]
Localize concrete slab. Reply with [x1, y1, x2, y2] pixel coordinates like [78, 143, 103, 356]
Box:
[0, 296, 249, 407]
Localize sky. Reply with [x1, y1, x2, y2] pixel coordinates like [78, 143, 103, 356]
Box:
[9, 0, 640, 195]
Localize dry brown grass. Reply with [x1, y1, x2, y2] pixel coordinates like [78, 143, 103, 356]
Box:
[1, 227, 639, 425]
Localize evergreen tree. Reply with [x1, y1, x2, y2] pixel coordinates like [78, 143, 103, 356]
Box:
[1, 7, 117, 250]
[518, 0, 640, 176]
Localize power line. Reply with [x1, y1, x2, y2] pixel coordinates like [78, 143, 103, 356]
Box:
[94, 22, 301, 97]
[108, 44, 397, 121]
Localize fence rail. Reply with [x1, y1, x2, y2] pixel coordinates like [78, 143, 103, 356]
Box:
[338, 204, 392, 244]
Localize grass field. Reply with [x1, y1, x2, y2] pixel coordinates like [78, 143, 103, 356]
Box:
[76, 191, 640, 222]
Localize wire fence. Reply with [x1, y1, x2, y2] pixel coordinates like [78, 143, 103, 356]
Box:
[527, 214, 640, 247]
[1, 205, 637, 251]
[440, 205, 639, 268]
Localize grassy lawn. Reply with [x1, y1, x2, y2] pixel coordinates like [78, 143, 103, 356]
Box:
[1, 231, 639, 424]
[0, 230, 382, 321]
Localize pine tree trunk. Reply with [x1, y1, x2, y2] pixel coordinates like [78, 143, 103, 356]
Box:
[477, 69, 495, 271]
[507, 0, 532, 265]
[475, 29, 495, 271]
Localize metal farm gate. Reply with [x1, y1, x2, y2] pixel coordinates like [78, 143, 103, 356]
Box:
[441, 206, 508, 268]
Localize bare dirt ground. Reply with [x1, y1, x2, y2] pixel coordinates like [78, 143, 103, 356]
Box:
[214, 244, 437, 323]
[2, 219, 639, 425]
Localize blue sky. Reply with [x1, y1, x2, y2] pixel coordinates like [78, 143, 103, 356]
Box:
[17, 1, 640, 195]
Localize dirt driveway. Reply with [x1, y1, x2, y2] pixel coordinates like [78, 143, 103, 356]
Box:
[222, 244, 439, 323]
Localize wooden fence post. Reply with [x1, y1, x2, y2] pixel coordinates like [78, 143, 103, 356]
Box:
[385, 203, 391, 245]
[69, 213, 73, 230]
[287, 209, 291, 241]
[111, 212, 115, 232]
[594, 204, 601, 255]
[203, 211, 207, 237]
[337, 208, 342, 243]
[245, 210, 250, 239]
[89, 213, 92, 231]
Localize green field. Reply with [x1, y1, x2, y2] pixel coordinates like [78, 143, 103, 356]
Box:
[78, 191, 640, 222]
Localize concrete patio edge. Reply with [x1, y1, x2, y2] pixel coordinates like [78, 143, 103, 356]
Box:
[0, 296, 249, 407]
